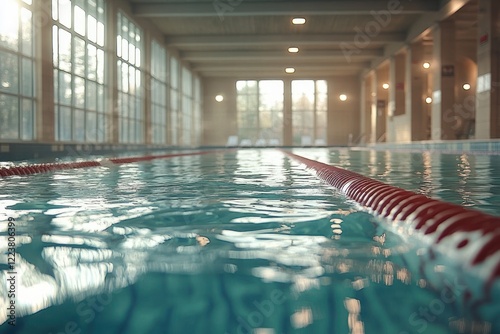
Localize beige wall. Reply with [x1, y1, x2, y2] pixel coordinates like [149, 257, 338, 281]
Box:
[328, 76, 361, 146]
[202, 78, 238, 146]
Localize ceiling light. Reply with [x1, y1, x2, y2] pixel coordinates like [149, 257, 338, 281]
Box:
[292, 17, 306, 25]
[285, 67, 295, 74]
[382, 83, 389, 90]
[422, 62, 431, 69]
[425, 97, 432, 104]
[463, 83, 471, 91]
[339, 94, 347, 101]
[215, 95, 224, 102]
[288, 47, 299, 53]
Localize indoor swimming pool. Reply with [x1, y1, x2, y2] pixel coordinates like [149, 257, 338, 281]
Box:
[1, 148, 500, 334]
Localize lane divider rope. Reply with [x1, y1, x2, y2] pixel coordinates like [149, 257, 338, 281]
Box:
[0, 150, 230, 178]
[282, 150, 500, 293]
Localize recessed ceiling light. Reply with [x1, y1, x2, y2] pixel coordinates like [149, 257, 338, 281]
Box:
[288, 47, 299, 53]
[285, 67, 295, 73]
[292, 17, 306, 25]
[422, 62, 431, 69]
[339, 94, 347, 101]
[425, 97, 432, 104]
[382, 83, 389, 90]
[215, 95, 224, 102]
[463, 83, 471, 90]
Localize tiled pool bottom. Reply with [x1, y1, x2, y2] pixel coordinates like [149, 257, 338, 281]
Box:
[1, 148, 499, 333]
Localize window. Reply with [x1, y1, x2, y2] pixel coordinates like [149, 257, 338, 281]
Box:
[236, 80, 283, 144]
[117, 12, 143, 144]
[170, 57, 179, 145]
[150, 40, 167, 144]
[0, 0, 36, 140]
[181, 66, 192, 146]
[52, 0, 107, 142]
[292, 80, 327, 145]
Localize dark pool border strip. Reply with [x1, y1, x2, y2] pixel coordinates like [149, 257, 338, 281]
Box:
[0, 149, 233, 178]
[281, 149, 500, 288]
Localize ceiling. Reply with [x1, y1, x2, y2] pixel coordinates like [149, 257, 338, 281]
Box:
[127, 0, 477, 79]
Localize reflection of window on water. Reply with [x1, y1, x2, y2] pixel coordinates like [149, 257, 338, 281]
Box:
[292, 80, 328, 146]
[0, 0, 35, 140]
[236, 80, 284, 144]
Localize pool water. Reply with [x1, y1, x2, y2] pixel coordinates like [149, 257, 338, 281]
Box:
[1, 148, 500, 334]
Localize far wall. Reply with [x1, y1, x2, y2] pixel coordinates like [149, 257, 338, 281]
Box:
[202, 76, 361, 146]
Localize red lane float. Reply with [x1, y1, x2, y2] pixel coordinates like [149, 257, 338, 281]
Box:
[0, 150, 229, 178]
[282, 150, 500, 287]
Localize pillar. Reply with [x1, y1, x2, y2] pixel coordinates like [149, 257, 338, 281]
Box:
[476, 0, 500, 138]
[408, 41, 427, 141]
[283, 79, 292, 146]
[431, 20, 456, 140]
[376, 64, 389, 142]
[37, 0, 55, 142]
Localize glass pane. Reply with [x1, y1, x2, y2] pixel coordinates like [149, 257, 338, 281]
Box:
[87, 44, 97, 80]
[86, 111, 97, 142]
[21, 7, 32, 56]
[52, 26, 58, 66]
[86, 80, 97, 111]
[59, 71, 72, 105]
[97, 21, 104, 46]
[53, 69, 59, 102]
[0, 51, 19, 94]
[59, 0, 72, 29]
[21, 98, 34, 140]
[0, 93, 19, 139]
[59, 106, 72, 141]
[87, 14, 97, 43]
[21, 58, 33, 96]
[74, 36, 86, 77]
[0, 0, 19, 51]
[74, 3, 86, 36]
[97, 49, 104, 84]
[52, 0, 58, 20]
[58, 28, 72, 72]
[73, 108, 85, 141]
[97, 113, 105, 142]
[97, 84, 104, 112]
[316, 93, 328, 111]
[74, 76, 85, 108]
[316, 80, 328, 94]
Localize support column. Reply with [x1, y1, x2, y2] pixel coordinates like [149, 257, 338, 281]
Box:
[408, 41, 426, 141]
[376, 64, 389, 142]
[144, 31, 152, 145]
[476, 0, 500, 138]
[431, 20, 456, 140]
[38, 0, 55, 142]
[283, 79, 292, 146]
[370, 71, 377, 143]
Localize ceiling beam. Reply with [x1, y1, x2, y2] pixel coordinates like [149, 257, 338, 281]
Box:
[132, 1, 439, 17]
[166, 33, 406, 48]
[181, 49, 384, 62]
[201, 69, 361, 78]
[192, 63, 368, 72]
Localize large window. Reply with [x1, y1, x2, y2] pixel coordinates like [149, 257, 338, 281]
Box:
[150, 40, 167, 144]
[292, 80, 327, 145]
[117, 12, 143, 144]
[181, 66, 192, 146]
[52, 0, 107, 142]
[0, 0, 36, 140]
[236, 80, 283, 144]
[169, 57, 179, 145]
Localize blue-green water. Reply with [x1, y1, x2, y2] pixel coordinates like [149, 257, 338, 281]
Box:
[1, 148, 500, 334]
